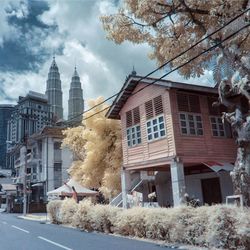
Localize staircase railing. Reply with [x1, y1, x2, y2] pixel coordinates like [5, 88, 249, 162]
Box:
[109, 178, 143, 207]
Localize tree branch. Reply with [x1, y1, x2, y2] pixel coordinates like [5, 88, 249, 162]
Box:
[156, 1, 209, 15]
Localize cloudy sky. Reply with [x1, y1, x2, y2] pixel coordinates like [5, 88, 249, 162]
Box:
[0, 0, 213, 118]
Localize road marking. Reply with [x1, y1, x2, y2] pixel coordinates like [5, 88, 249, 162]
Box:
[38, 236, 73, 250]
[2, 221, 7, 224]
[11, 225, 29, 233]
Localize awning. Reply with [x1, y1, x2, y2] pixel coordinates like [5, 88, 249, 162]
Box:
[202, 162, 234, 172]
[31, 183, 44, 187]
[47, 179, 98, 197]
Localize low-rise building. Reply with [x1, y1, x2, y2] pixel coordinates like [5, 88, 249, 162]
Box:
[0, 169, 16, 212]
[13, 126, 73, 205]
[107, 74, 236, 207]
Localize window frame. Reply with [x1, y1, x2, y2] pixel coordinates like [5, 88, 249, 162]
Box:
[126, 124, 142, 147]
[210, 116, 226, 138]
[177, 93, 201, 113]
[179, 113, 204, 136]
[146, 115, 166, 142]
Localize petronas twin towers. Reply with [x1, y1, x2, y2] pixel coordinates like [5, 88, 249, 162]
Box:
[45, 57, 84, 122]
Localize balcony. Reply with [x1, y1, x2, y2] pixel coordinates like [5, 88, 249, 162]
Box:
[12, 176, 22, 184]
[27, 173, 40, 183]
[26, 153, 32, 161]
[27, 153, 41, 165]
[14, 158, 21, 168]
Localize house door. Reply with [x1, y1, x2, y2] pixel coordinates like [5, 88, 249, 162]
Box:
[201, 177, 222, 205]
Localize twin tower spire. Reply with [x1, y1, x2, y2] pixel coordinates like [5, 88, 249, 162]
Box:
[45, 57, 84, 122]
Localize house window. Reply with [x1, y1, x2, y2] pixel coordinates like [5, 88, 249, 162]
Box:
[54, 142, 61, 150]
[126, 106, 141, 147]
[127, 125, 141, 147]
[145, 96, 165, 141]
[54, 163, 62, 189]
[179, 113, 203, 136]
[126, 107, 140, 128]
[146, 115, 166, 141]
[208, 97, 232, 138]
[39, 164, 42, 173]
[145, 95, 163, 119]
[177, 93, 201, 113]
[210, 116, 226, 137]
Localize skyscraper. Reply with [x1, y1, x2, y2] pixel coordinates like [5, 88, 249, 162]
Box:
[46, 57, 63, 120]
[0, 105, 14, 169]
[68, 67, 84, 122]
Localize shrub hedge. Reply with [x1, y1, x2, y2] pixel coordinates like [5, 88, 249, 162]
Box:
[47, 199, 250, 249]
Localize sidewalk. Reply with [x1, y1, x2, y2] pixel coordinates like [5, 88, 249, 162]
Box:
[18, 213, 49, 222]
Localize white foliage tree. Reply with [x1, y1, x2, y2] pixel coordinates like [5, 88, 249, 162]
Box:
[63, 97, 122, 198]
[101, 0, 250, 205]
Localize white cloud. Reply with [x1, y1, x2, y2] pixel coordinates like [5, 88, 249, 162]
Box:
[7, 1, 29, 19]
[36, 0, 158, 117]
[0, 0, 28, 46]
[0, 0, 214, 119]
[0, 71, 45, 103]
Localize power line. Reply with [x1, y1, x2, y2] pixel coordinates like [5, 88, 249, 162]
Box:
[131, 24, 250, 96]
[66, 8, 249, 124]
[82, 106, 110, 121]
[3, 22, 250, 176]
[10, 16, 249, 185]
[80, 22, 250, 122]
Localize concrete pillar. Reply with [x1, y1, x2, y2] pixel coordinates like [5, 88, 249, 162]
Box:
[121, 169, 131, 209]
[170, 159, 186, 206]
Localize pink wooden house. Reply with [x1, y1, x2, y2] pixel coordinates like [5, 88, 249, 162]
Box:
[107, 73, 237, 207]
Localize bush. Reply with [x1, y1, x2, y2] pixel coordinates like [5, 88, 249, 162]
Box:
[88, 204, 121, 233]
[182, 206, 209, 246]
[235, 208, 250, 249]
[205, 205, 238, 248]
[59, 198, 78, 224]
[47, 200, 250, 249]
[114, 207, 148, 237]
[72, 199, 93, 231]
[47, 200, 63, 224]
[143, 207, 175, 241]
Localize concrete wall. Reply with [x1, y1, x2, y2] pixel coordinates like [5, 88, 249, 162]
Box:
[185, 171, 233, 204]
[137, 170, 233, 207]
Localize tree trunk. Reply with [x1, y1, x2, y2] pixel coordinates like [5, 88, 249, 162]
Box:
[222, 102, 250, 206]
[232, 144, 250, 206]
[218, 52, 250, 205]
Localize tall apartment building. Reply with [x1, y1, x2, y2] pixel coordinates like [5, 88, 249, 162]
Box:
[7, 91, 53, 169]
[0, 105, 14, 169]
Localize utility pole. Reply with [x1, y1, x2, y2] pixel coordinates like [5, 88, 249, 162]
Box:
[23, 134, 28, 216]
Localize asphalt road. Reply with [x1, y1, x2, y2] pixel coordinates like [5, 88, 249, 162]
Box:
[0, 213, 175, 250]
